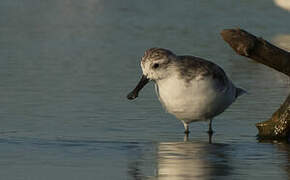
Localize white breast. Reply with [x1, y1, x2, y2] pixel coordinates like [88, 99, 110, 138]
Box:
[155, 74, 236, 123]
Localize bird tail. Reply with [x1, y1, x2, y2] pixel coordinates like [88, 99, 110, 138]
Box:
[235, 87, 247, 98]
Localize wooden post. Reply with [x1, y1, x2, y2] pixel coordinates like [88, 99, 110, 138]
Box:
[220, 28, 290, 139]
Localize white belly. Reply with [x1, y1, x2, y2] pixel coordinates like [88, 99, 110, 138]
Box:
[155, 75, 236, 123]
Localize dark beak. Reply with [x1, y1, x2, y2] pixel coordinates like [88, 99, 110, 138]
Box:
[127, 75, 149, 100]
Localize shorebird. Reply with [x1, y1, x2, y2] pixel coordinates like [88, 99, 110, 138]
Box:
[127, 48, 245, 135]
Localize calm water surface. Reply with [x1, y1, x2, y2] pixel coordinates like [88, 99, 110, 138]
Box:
[0, 0, 290, 179]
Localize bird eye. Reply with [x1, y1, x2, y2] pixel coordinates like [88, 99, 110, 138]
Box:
[153, 63, 159, 69]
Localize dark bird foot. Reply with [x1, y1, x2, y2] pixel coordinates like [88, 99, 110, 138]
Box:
[207, 130, 214, 144]
[207, 130, 214, 135]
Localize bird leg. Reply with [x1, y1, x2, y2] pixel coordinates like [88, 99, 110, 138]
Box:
[208, 131, 213, 144]
[184, 134, 189, 141]
[183, 122, 190, 134]
[207, 119, 214, 135]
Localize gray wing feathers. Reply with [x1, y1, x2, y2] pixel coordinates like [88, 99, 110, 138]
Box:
[176, 56, 228, 90]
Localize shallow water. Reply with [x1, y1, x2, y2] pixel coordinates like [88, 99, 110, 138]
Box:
[0, 0, 290, 179]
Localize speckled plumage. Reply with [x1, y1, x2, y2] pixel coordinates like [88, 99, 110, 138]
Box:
[175, 56, 228, 90]
[142, 48, 228, 89]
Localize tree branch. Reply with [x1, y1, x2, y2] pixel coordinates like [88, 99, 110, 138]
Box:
[220, 28, 290, 139]
[221, 28, 290, 76]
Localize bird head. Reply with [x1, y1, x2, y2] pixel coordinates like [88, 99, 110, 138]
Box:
[127, 48, 176, 100]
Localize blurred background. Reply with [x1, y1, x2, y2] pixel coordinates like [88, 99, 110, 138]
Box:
[0, 0, 289, 179]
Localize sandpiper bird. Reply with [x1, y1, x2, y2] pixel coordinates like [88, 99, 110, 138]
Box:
[127, 48, 246, 135]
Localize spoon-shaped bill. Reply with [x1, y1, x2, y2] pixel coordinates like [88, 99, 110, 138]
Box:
[127, 75, 149, 100]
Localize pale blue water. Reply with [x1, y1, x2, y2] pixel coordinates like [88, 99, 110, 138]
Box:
[0, 0, 290, 179]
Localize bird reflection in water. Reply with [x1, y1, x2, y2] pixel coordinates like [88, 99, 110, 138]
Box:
[156, 141, 232, 180]
[184, 131, 213, 143]
[128, 139, 233, 180]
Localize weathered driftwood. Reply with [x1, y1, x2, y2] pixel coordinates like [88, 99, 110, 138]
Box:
[220, 28, 290, 139]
